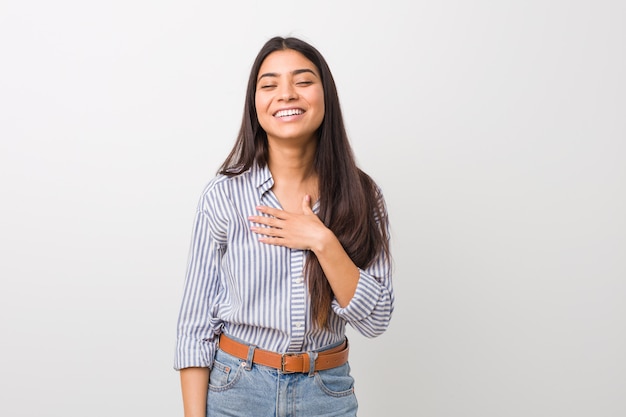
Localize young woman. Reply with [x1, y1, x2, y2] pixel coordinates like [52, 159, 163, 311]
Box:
[174, 36, 394, 417]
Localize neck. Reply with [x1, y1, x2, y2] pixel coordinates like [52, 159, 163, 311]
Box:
[267, 139, 317, 184]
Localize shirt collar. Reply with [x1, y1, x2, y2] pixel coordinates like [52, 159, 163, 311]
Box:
[251, 163, 274, 198]
[250, 162, 321, 213]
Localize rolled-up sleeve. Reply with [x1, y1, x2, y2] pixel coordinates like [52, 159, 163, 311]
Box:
[331, 188, 394, 337]
[331, 249, 394, 337]
[174, 208, 224, 370]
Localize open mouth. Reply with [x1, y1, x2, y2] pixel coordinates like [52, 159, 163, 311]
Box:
[273, 108, 305, 118]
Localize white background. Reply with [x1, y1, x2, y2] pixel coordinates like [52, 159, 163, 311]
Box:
[1, 1, 625, 416]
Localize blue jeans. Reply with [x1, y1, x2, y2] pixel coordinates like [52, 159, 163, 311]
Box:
[207, 347, 358, 416]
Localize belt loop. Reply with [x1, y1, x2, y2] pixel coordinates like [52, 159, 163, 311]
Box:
[245, 344, 256, 371]
[307, 351, 318, 377]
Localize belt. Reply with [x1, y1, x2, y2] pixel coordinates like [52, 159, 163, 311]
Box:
[218, 333, 349, 373]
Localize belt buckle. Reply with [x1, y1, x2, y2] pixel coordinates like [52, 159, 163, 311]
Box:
[280, 353, 298, 373]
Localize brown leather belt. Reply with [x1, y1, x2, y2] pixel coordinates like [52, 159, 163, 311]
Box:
[218, 333, 349, 373]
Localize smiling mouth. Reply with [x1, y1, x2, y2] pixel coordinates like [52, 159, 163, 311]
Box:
[274, 108, 305, 118]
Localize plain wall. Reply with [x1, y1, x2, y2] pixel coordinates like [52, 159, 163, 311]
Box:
[1, 1, 624, 416]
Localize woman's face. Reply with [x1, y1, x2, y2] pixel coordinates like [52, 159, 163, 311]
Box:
[255, 49, 325, 146]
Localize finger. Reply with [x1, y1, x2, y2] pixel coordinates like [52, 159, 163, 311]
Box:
[251, 221, 284, 234]
[301, 194, 314, 214]
[248, 215, 266, 225]
[251, 226, 273, 237]
[257, 236, 287, 247]
[249, 214, 280, 226]
[256, 205, 286, 219]
[253, 216, 283, 229]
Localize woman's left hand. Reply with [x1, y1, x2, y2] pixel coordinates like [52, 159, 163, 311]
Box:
[249, 195, 330, 252]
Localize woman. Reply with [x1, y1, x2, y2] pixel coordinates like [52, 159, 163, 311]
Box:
[174, 36, 394, 417]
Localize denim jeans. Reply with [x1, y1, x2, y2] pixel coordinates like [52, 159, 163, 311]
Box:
[207, 347, 358, 416]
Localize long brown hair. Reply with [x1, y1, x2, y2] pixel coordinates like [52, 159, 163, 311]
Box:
[219, 36, 390, 327]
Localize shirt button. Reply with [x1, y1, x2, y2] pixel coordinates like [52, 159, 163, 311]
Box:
[295, 322, 303, 328]
[295, 278, 303, 284]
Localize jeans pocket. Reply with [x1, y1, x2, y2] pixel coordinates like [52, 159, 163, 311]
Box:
[314, 363, 356, 398]
[209, 351, 245, 391]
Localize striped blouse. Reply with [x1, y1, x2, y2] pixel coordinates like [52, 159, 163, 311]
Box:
[174, 163, 394, 370]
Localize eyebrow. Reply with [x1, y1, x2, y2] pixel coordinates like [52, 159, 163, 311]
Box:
[257, 68, 318, 82]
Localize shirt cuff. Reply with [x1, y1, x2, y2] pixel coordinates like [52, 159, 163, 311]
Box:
[173, 337, 217, 371]
[331, 269, 381, 321]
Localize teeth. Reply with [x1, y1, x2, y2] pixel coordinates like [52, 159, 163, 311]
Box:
[275, 109, 304, 117]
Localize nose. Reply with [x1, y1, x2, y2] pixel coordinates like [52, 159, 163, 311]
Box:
[278, 83, 297, 101]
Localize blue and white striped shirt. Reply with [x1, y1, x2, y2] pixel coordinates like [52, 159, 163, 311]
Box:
[174, 163, 394, 370]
